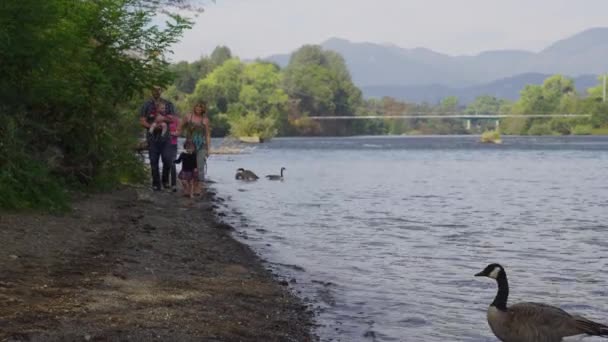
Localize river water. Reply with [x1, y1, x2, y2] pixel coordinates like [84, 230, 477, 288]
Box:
[206, 135, 608, 342]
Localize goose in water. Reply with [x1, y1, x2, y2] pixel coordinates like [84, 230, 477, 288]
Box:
[475, 263, 608, 342]
[235, 168, 259, 181]
[265, 167, 286, 181]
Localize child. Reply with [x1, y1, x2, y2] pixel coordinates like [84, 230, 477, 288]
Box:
[174, 141, 198, 198]
[148, 102, 168, 140]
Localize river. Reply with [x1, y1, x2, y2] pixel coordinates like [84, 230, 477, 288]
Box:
[206, 135, 608, 342]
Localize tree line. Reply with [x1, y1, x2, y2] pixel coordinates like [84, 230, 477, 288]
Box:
[167, 45, 364, 138]
[2, 0, 606, 211]
[169, 49, 608, 138]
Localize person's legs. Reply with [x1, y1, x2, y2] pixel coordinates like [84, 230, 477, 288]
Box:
[189, 180, 195, 198]
[168, 144, 178, 191]
[180, 179, 188, 196]
[195, 148, 206, 194]
[160, 141, 172, 188]
[148, 141, 161, 190]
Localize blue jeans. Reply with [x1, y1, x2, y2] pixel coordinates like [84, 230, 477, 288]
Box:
[168, 144, 178, 187]
[148, 139, 172, 188]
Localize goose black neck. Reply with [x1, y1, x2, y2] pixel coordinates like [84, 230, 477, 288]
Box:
[491, 272, 509, 311]
[280, 169, 284, 177]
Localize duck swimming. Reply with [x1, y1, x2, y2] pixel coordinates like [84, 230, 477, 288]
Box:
[235, 168, 259, 181]
[265, 167, 286, 181]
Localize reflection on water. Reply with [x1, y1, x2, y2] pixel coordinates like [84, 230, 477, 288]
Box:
[208, 136, 608, 342]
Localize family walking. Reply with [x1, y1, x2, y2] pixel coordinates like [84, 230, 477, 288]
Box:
[139, 86, 211, 197]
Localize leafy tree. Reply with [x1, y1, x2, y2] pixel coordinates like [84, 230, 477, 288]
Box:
[465, 95, 510, 115]
[440, 96, 459, 112]
[513, 75, 575, 114]
[282, 45, 362, 135]
[0, 0, 191, 209]
[170, 58, 214, 93]
[584, 75, 608, 128]
[210, 46, 233, 67]
[188, 58, 243, 109]
[186, 59, 289, 138]
[586, 75, 607, 100]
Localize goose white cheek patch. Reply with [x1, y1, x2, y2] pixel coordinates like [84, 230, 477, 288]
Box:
[489, 266, 501, 279]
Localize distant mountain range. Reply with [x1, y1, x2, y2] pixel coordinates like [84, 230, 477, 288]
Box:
[361, 73, 598, 104]
[264, 28, 608, 103]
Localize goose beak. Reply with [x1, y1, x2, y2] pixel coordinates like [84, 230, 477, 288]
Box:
[474, 271, 485, 277]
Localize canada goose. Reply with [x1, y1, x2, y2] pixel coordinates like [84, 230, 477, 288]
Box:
[265, 167, 286, 181]
[235, 168, 259, 181]
[475, 263, 608, 342]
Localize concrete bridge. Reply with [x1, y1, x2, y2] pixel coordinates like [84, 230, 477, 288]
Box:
[307, 114, 592, 130]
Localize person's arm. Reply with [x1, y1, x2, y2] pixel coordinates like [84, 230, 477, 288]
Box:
[139, 101, 151, 129]
[174, 153, 183, 164]
[180, 113, 191, 133]
[163, 101, 176, 122]
[204, 117, 211, 155]
[139, 116, 151, 129]
[171, 116, 181, 137]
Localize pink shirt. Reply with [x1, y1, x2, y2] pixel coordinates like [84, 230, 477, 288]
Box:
[168, 116, 180, 145]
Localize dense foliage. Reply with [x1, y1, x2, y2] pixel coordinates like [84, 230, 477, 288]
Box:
[169, 45, 364, 138]
[170, 46, 608, 138]
[0, 0, 191, 210]
[4, 1, 606, 211]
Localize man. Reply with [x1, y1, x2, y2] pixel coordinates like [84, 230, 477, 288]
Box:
[139, 86, 176, 191]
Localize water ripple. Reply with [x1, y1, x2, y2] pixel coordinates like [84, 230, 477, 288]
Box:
[209, 136, 608, 342]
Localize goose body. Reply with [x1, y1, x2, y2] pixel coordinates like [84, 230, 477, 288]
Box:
[265, 167, 286, 181]
[235, 168, 259, 181]
[476, 263, 608, 342]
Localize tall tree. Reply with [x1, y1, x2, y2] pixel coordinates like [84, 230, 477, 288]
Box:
[282, 45, 362, 135]
[0, 0, 191, 209]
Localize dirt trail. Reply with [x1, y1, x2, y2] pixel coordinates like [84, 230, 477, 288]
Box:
[0, 188, 314, 342]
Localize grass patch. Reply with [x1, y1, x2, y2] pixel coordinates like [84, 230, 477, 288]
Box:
[0, 160, 69, 212]
[591, 127, 608, 135]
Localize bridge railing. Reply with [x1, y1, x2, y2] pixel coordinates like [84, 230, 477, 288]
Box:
[307, 114, 592, 120]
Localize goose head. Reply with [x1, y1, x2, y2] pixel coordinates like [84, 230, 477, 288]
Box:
[475, 263, 505, 280]
[237, 168, 245, 172]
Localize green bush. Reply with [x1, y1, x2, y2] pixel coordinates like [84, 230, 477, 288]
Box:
[572, 124, 593, 135]
[549, 119, 572, 135]
[527, 122, 554, 135]
[0, 0, 191, 210]
[480, 130, 502, 143]
[229, 113, 277, 140]
[500, 117, 529, 135]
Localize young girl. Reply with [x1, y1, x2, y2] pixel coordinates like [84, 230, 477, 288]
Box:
[174, 141, 198, 198]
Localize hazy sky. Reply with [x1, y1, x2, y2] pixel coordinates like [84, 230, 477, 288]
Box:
[171, 0, 608, 62]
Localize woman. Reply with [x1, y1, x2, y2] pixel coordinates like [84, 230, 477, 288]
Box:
[182, 101, 211, 194]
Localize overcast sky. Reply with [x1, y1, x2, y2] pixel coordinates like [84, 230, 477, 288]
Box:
[171, 0, 608, 62]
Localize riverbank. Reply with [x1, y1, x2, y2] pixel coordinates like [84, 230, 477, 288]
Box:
[0, 187, 315, 341]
